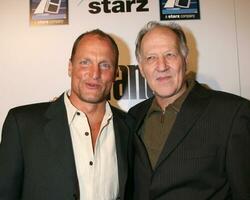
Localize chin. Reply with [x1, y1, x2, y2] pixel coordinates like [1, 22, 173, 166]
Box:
[79, 94, 103, 103]
[155, 89, 177, 99]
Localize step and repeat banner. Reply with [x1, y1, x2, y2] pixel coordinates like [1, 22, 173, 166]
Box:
[1, 0, 249, 132]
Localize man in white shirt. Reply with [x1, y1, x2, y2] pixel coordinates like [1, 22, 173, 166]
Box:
[0, 29, 133, 200]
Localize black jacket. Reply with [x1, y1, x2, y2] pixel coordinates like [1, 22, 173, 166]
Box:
[128, 81, 250, 200]
[0, 94, 133, 200]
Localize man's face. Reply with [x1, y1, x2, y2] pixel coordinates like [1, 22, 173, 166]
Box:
[139, 27, 187, 104]
[68, 34, 116, 105]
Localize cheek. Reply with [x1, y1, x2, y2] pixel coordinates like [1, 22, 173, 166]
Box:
[174, 60, 186, 75]
[175, 65, 186, 87]
[72, 68, 87, 79]
[71, 70, 87, 88]
[103, 70, 116, 82]
[142, 67, 153, 81]
[102, 77, 114, 92]
[138, 65, 145, 78]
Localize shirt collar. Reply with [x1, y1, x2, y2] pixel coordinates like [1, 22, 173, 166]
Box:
[64, 90, 113, 125]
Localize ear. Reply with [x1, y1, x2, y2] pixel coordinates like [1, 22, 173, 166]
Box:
[184, 56, 189, 72]
[68, 60, 72, 77]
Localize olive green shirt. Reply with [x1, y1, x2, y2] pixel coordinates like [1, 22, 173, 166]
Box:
[141, 79, 195, 169]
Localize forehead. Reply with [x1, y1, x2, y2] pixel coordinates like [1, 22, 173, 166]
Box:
[77, 34, 113, 51]
[141, 27, 179, 50]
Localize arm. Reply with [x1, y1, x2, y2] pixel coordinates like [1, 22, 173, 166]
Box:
[226, 100, 250, 200]
[0, 110, 23, 200]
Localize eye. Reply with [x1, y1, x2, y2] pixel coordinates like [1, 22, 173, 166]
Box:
[166, 52, 176, 57]
[163, 52, 179, 61]
[145, 55, 158, 64]
[79, 59, 91, 67]
[99, 62, 112, 69]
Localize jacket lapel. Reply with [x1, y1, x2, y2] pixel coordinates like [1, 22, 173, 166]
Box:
[155, 83, 212, 169]
[43, 94, 79, 197]
[111, 106, 130, 199]
[131, 98, 154, 169]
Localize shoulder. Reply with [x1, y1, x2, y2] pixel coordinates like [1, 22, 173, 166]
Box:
[2, 102, 52, 133]
[9, 102, 50, 115]
[110, 105, 127, 119]
[128, 98, 153, 117]
[191, 81, 250, 111]
[211, 90, 250, 115]
[197, 82, 248, 101]
[7, 94, 65, 118]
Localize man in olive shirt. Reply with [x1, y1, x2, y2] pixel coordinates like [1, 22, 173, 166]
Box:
[128, 21, 250, 200]
[142, 79, 194, 169]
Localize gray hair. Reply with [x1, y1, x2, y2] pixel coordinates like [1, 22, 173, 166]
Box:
[135, 21, 189, 61]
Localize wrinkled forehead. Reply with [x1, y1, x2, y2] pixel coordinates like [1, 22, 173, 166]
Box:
[140, 27, 180, 55]
[142, 27, 179, 46]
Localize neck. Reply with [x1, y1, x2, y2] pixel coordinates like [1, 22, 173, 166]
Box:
[69, 94, 107, 150]
[156, 82, 187, 111]
[68, 92, 106, 113]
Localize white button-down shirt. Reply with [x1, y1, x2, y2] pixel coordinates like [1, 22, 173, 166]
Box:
[64, 92, 119, 200]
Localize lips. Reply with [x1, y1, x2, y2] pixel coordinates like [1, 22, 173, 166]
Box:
[156, 75, 172, 81]
[85, 82, 101, 89]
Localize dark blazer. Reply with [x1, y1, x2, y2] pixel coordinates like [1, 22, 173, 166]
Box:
[128, 81, 250, 200]
[0, 94, 133, 200]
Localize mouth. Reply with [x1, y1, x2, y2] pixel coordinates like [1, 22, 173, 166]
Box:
[85, 82, 101, 89]
[156, 75, 172, 82]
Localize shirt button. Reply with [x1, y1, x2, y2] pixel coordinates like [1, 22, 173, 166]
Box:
[89, 161, 93, 166]
[85, 132, 89, 136]
[76, 112, 80, 116]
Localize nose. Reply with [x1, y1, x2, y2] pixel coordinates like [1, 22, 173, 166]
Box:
[89, 64, 100, 80]
[156, 55, 168, 72]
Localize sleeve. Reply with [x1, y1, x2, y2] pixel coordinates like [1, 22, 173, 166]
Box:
[226, 100, 250, 200]
[0, 110, 24, 200]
